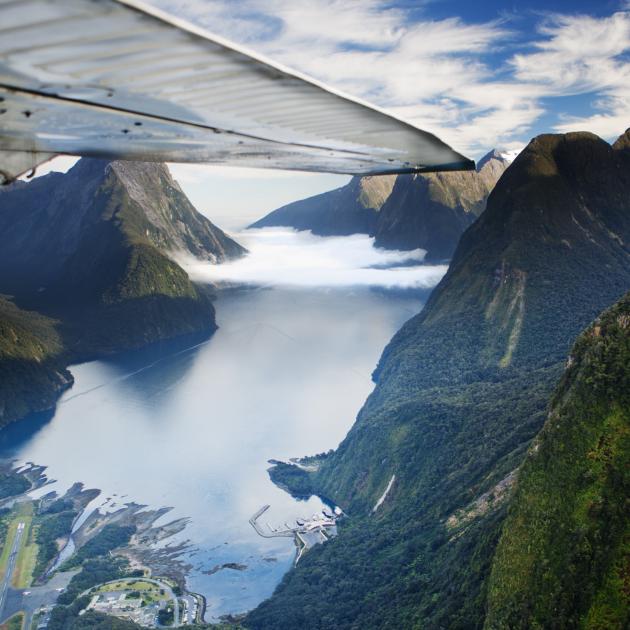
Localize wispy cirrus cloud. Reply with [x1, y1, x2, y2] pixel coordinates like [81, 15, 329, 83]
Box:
[150, 1, 629, 157]
[514, 12, 630, 138]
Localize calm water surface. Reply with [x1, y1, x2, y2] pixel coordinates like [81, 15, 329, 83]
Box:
[0, 286, 422, 619]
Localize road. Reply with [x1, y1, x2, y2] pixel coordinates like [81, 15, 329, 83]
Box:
[0, 522, 25, 622]
[12, 570, 78, 630]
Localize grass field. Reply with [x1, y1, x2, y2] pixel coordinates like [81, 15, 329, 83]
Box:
[97, 580, 155, 593]
[0, 517, 17, 580]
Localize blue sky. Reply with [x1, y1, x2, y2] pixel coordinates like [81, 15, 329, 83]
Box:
[150, 0, 629, 151]
[146, 0, 630, 228]
[40, 1, 630, 230]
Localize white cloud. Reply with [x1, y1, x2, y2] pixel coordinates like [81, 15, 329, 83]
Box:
[167, 162, 327, 183]
[148, 2, 630, 156]
[179, 227, 447, 289]
[553, 90, 630, 138]
[20, 155, 79, 180]
[511, 12, 630, 139]
[511, 13, 630, 94]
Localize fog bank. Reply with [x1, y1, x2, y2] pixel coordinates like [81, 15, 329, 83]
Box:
[181, 228, 448, 289]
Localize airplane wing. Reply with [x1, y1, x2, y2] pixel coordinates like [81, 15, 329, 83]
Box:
[0, 0, 474, 184]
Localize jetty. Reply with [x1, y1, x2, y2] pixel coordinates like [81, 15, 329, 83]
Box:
[249, 505, 294, 538]
[249, 504, 341, 563]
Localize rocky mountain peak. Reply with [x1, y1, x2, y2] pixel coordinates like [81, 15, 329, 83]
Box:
[103, 159, 247, 263]
[476, 148, 512, 171]
[612, 127, 630, 152]
[353, 174, 397, 210]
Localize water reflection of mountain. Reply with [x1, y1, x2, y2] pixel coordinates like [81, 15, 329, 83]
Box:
[97, 330, 213, 409]
[0, 408, 56, 458]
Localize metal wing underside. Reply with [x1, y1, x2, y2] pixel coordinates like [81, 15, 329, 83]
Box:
[0, 0, 474, 183]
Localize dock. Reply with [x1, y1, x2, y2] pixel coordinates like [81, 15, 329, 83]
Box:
[248, 505, 294, 538]
[249, 505, 340, 563]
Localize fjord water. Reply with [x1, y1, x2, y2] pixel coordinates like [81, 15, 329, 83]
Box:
[0, 229, 445, 618]
[0, 282, 423, 618]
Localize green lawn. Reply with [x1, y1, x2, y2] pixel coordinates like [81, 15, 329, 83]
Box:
[97, 579, 155, 593]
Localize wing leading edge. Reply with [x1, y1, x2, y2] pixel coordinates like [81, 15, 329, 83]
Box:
[0, 0, 474, 183]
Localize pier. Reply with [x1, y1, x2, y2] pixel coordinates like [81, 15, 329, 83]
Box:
[249, 505, 340, 563]
[248, 505, 294, 538]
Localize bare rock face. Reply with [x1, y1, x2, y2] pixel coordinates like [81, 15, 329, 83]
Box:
[106, 161, 246, 263]
[371, 150, 511, 260]
[612, 126, 630, 151]
[356, 175, 397, 210]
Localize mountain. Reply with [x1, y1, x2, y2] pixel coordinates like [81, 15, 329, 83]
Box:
[250, 150, 510, 260]
[247, 131, 630, 629]
[372, 149, 510, 260]
[0, 296, 72, 426]
[0, 159, 245, 300]
[486, 291, 629, 629]
[250, 174, 396, 236]
[0, 159, 246, 424]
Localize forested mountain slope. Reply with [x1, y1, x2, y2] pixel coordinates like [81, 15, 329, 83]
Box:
[0, 159, 245, 300]
[247, 130, 630, 629]
[486, 292, 629, 630]
[0, 297, 71, 426]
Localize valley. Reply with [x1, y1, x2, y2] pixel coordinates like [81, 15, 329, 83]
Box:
[251, 149, 511, 261]
[0, 130, 628, 630]
[0, 280, 428, 624]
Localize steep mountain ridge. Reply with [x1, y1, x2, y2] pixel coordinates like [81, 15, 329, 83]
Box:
[250, 174, 396, 236]
[372, 149, 510, 259]
[105, 161, 245, 261]
[371, 131, 630, 396]
[0, 159, 245, 300]
[251, 150, 510, 260]
[247, 130, 630, 629]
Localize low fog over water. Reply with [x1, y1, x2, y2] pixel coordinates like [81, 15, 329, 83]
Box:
[182, 227, 449, 289]
[0, 232, 443, 618]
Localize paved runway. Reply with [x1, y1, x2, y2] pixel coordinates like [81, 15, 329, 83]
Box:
[0, 521, 24, 621]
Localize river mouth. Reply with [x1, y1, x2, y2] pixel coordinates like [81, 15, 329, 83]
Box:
[0, 232, 444, 620]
